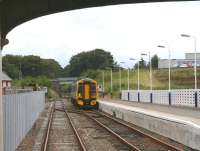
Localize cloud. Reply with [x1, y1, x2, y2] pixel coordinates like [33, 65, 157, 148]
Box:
[3, 1, 200, 68]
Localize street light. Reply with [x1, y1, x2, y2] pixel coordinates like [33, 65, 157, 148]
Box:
[158, 45, 171, 91]
[102, 70, 104, 98]
[149, 51, 153, 91]
[104, 67, 113, 98]
[119, 62, 125, 92]
[140, 52, 152, 90]
[181, 34, 197, 90]
[129, 58, 136, 90]
[140, 53, 148, 89]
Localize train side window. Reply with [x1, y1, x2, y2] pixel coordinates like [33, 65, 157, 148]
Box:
[78, 84, 83, 96]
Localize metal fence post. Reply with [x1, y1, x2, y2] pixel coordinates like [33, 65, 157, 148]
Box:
[138, 91, 140, 102]
[195, 91, 198, 108]
[150, 92, 153, 103]
[169, 91, 171, 105]
[127, 91, 130, 101]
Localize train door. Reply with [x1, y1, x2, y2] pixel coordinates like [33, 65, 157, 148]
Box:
[84, 83, 90, 99]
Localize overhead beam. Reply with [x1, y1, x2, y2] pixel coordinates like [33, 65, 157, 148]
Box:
[0, 0, 195, 39]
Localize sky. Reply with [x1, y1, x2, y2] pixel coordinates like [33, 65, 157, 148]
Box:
[3, 1, 200, 68]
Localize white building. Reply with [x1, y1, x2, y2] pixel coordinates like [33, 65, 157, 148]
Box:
[158, 53, 200, 69]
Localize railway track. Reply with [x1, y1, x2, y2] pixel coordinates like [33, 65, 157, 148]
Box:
[41, 100, 189, 151]
[83, 111, 185, 151]
[41, 101, 87, 151]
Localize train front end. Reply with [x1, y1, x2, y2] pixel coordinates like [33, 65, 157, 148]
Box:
[76, 79, 98, 109]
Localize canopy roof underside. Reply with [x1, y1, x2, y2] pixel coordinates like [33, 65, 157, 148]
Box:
[0, 0, 192, 47]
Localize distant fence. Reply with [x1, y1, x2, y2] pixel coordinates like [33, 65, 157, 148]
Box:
[121, 89, 200, 108]
[3, 91, 45, 151]
[3, 88, 33, 95]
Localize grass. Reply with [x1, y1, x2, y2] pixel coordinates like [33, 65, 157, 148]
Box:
[94, 68, 200, 98]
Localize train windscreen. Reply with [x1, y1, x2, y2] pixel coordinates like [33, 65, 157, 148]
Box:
[90, 83, 96, 96]
[78, 84, 84, 97]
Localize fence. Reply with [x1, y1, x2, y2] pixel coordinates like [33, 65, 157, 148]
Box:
[3, 88, 33, 95]
[3, 91, 45, 151]
[121, 89, 200, 108]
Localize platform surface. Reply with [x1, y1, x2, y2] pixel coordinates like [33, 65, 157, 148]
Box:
[99, 99, 200, 128]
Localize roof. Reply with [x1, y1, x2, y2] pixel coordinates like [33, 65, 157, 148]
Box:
[0, 0, 189, 48]
[51, 77, 77, 82]
[1, 72, 12, 81]
[77, 78, 97, 83]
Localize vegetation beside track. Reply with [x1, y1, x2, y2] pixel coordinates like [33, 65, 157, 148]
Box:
[92, 68, 200, 98]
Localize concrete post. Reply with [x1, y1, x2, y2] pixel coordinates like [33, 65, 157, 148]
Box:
[0, 27, 4, 151]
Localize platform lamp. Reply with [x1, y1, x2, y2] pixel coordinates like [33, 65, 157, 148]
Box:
[105, 67, 113, 98]
[181, 34, 197, 90]
[181, 34, 198, 107]
[119, 62, 125, 99]
[157, 45, 172, 105]
[141, 52, 153, 103]
[102, 70, 105, 98]
[157, 45, 171, 91]
[129, 58, 136, 89]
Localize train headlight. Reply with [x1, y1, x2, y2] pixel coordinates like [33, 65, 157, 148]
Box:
[77, 100, 83, 106]
[90, 100, 96, 105]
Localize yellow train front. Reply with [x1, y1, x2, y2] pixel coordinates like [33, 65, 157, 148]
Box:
[71, 78, 99, 109]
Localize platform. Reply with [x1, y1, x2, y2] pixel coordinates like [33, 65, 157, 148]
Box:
[98, 99, 200, 150]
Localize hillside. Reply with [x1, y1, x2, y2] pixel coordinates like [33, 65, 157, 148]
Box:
[94, 68, 200, 97]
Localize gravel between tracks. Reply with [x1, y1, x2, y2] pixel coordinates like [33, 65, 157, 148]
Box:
[68, 112, 132, 151]
[47, 108, 81, 151]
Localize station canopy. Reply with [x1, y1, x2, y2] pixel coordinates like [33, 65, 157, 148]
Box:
[0, 0, 192, 48]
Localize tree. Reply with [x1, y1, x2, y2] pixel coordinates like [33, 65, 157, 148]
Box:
[134, 58, 147, 69]
[151, 54, 159, 69]
[3, 55, 63, 79]
[3, 55, 23, 79]
[41, 59, 63, 78]
[64, 49, 114, 76]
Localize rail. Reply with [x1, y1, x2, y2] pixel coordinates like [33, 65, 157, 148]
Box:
[84, 111, 184, 151]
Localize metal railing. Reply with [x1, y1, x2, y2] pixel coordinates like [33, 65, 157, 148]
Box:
[3, 91, 45, 151]
[121, 89, 200, 108]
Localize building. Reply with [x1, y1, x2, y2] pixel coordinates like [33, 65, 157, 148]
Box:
[185, 53, 200, 60]
[158, 53, 200, 69]
[1, 72, 12, 88]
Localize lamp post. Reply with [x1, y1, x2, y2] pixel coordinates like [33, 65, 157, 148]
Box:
[137, 59, 140, 91]
[141, 52, 152, 90]
[158, 45, 171, 91]
[149, 51, 153, 91]
[0, 33, 3, 151]
[140, 53, 148, 88]
[129, 58, 135, 89]
[102, 70, 105, 98]
[181, 34, 197, 90]
[119, 62, 125, 92]
[127, 68, 130, 91]
[110, 68, 113, 98]
[104, 67, 113, 98]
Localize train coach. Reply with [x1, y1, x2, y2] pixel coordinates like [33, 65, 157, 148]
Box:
[71, 78, 99, 109]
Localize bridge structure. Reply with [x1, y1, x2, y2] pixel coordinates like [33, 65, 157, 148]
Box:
[0, 0, 196, 150]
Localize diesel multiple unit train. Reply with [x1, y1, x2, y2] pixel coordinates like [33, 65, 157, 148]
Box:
[70, 78, 99, 109]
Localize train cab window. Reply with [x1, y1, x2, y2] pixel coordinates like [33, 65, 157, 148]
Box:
[90, 83, 96, 96]
[78, 84, 84, 96]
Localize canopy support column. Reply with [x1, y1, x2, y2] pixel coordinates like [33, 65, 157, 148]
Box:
[0, 25, 4, 151]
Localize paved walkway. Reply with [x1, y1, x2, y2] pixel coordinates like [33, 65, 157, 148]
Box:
[99, 99, 200, 128]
